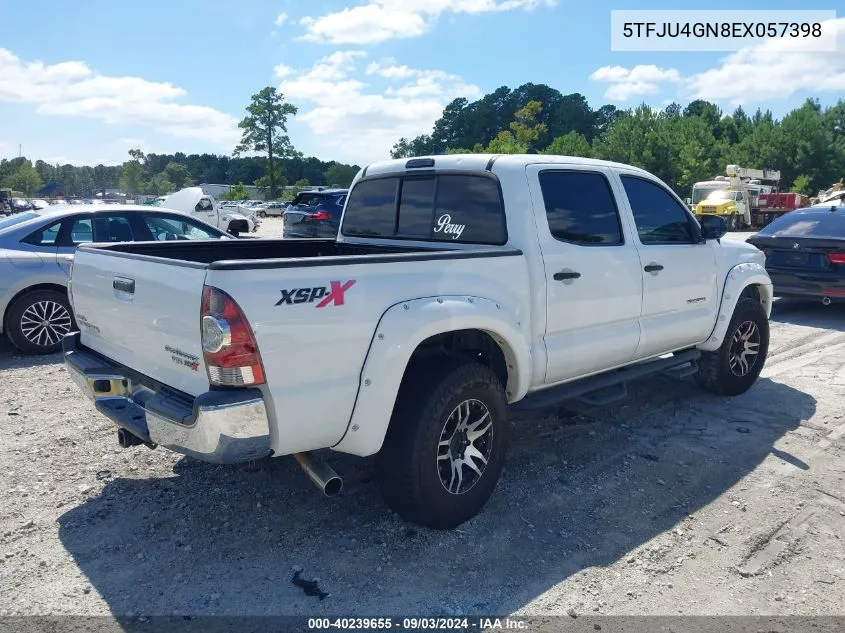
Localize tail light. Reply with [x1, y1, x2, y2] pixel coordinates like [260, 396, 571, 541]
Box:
[827, 252, 845, 265]
[200, 286, 265, 387]
[307, 211, 332, 221]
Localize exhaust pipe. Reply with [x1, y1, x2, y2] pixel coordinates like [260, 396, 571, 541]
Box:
[822, 297, 832, 306]
[117, 428, 144, 448]
[293, 452, 343, 497]
[117, 428, 156, 450]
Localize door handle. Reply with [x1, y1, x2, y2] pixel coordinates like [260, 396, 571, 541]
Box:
[113, 277, 135, 294]
[554, 271, 581, 281]
[644, 263, 664, 273]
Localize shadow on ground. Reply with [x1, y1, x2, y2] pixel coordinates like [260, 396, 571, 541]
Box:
[0, 336, 62, 371]
[57, 375, 814, 616]
[771, 299, 845, 331]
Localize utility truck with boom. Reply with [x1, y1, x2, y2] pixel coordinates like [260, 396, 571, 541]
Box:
[692, 165, 784, 230]
[62, 154, 773, 528]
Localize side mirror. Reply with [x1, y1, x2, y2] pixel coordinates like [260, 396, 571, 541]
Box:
[699, 214, 727, 241]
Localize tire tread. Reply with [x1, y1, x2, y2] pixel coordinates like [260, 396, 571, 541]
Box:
[376, 358, 507, 529]
[696, 297, 769, 396]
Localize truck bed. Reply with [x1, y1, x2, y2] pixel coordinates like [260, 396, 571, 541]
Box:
[80, 238, 519, 269]
[69, 236, 530, 456]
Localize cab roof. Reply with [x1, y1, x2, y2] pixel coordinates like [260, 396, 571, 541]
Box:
[360, 153, 654, 179]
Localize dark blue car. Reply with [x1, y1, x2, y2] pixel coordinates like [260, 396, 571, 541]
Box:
[282, 189, 348, 238]
[746, 199, 845, 304]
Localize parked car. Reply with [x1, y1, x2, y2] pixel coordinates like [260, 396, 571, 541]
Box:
[257, 201, 288, 217]
[282, 188, 348, 238]
[62, 154, 773, 529]
[747, 195, 845, 304]
[0, 205, 233, 355]
[11, 198, 33, 213]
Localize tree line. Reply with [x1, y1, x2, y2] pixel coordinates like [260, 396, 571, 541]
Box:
[5, 82, 843, 200]
[392, 84, 845, 197]
[0, 151, 361, 199]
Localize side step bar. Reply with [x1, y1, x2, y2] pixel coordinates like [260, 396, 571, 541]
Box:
[510, 349, 701, 413]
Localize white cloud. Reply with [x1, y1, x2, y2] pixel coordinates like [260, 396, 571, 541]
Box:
[300, 0, 557, 44]
[278, 51, 481, 163]
[593, 18, 845, 107]
[590, 64, 681, 101]
[688, 17, 845, 105]
[0, 48, 239, 146]
[274, 12, 289, 26]
[273, 64, 296, 78]
[366, 62, 416, 79]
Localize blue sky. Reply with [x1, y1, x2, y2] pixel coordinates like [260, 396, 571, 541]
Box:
[0, 0, 842, 167]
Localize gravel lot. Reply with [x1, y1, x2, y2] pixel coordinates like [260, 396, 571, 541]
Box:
[1, 223, 844, 618]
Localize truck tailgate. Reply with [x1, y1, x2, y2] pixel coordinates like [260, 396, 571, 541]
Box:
[69, 248, 210, 396]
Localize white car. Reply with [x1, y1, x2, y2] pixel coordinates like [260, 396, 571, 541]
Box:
[255, 202, 288, 217]
[64, 154, 773, 528]
[0, 205, 233, 354]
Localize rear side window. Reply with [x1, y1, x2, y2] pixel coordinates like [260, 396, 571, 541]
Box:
[539, 171, 623, 245]
[342, 173, 506, 244]
[69, 218, 94, 244]
[93, 216, 134, 242]
[758, 211, 845, 239]
[23, 220, 63, 246]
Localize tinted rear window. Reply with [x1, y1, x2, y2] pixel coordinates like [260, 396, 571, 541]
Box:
[342, 173, 506, 244]
[758, 211, 845, 239]
[539, 171, 623, 245]
[342, 178, 398, 238]
[398, 178, 436, 236]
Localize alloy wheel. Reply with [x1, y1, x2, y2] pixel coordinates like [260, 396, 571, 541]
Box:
[729, 320, 761, 377]
[20, 300, 72, 349]
[436, 399, 494, 495]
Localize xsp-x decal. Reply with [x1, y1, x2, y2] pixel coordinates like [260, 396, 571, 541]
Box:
[275, 280, 357, 308]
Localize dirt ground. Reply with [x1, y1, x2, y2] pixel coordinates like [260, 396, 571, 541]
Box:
[1, 224, 844, 618]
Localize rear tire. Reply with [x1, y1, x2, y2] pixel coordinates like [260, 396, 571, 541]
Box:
[258, 211, 266, 218]
[376, 359, 509, 529]
[696, 297, 769, 396]
[6, 289, 74, 355]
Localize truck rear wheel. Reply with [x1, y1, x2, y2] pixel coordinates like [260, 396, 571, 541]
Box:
[376, 359, 509, 529]
[696, 297, 769, 396]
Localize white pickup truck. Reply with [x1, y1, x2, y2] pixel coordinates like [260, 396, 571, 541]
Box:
[63, 154, 773, 529]
[161, 188, 259, 235]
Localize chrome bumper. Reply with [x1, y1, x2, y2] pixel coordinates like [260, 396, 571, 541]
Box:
[62, 333, 271, 464]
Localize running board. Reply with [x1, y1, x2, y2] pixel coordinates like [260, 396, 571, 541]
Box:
[510, 349, 701, 413]
[662, 360, 699, 380]
[576, 382, 628, 407]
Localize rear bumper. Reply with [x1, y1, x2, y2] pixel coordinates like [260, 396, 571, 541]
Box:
[63, 333, 272, 464]
[768, 269, 845, 301]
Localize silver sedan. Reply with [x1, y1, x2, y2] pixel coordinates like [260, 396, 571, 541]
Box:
[0, 205, 232, 355]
